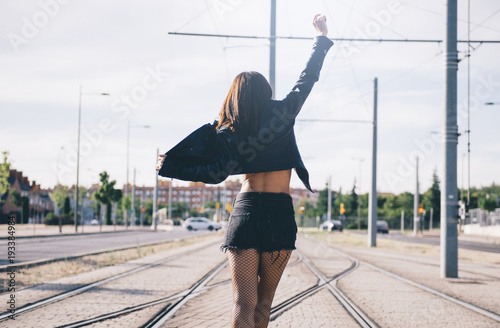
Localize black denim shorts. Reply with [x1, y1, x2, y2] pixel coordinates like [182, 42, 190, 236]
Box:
[220, 192, 297, 253]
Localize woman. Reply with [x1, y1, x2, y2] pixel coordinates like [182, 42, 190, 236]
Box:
[156, 14, 332, 327]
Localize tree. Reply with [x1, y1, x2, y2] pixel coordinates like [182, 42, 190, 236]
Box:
[0, 151, 11, 200]
[10, 190, 29, 223]
[316, 184, 337, 218]
[479, 194, 497, 212]
[349, 180, 358, 217]
[94, 171, 122, 225]
[422, 170, 440, 228]
[63, 196, 71, 215]
[51, 184, 69, 212]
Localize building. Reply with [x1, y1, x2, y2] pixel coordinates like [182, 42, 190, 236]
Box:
[126, 178, 318, 210]
[0, 169, 53, 223]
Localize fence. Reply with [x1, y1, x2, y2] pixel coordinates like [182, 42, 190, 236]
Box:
[465, 208, 500, 226]
[296, 215, 427, 231]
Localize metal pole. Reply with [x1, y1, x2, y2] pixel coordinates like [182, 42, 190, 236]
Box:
[153, 149, 159, 231]
[441, 0, 459, 278]
[131, 168, 136, 227]
[80, 192, 84, 232]
[401, 210, 404, 234]
[125, 120, 130, 229]
[430, 207, 434, 231]
[414, 157, 419, 235]
[327, 177, 331, 221]
[269, 0, 276, 94]
[74, 86, 82, 233]
[368, 78, 378, 247]
[140, 195, 144, 227]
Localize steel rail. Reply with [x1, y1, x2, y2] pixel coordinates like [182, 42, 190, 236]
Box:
[0, 240, 221, 322]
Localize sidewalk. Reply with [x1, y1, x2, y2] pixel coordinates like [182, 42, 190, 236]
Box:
[0, 223, 152, 239]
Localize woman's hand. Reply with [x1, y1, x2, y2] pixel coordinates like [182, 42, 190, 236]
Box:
[156, 154, 166, 171]
[313, 14, 328, 37]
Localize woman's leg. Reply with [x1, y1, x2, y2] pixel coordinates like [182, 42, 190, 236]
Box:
[227, 248, 260, 328]
[254, 250, 292, 328]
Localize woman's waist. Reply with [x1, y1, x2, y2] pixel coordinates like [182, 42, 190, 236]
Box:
[240, 170, 291, 194]
[235, 191, 292, 201]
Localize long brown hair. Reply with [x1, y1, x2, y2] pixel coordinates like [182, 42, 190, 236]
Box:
[216, 71, 272, 135]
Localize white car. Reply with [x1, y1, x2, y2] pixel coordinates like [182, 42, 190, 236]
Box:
[182, 217, 221, 231]
[319, 220, 343, 232]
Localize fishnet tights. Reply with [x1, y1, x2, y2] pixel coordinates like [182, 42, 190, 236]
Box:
[227, 249, 291, 328]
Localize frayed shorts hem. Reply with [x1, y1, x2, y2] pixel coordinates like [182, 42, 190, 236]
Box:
[220, 244, 296, 254]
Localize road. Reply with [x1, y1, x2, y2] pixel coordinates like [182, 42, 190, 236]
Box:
[0, 228, 214, 266]
[353, 231, 500, 254]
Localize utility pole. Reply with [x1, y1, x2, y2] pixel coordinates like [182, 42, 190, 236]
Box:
[327, 177, 332, 221]
[269, 0, 276, 93]
[368, 78, 378, 247]
[75, 86, 82, 233]
[140, 194, 144, 227]
[131, 168, 136, 227]
[430, 207, 434, 231]
[414, 157, 419, 235]
[401, 210, 404, 234]
[441, 0, 459, 278]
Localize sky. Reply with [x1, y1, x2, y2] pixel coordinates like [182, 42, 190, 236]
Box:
[1, 0, 499, 195]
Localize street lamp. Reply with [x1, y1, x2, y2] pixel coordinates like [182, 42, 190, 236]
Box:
[56, 146, 64, 186]
[75, 86, 110, 232]
[125, 121, 151, 228]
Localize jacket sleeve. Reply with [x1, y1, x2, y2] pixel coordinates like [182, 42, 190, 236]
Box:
[280, 36, 334, 119]
[158, 129, 240, 184]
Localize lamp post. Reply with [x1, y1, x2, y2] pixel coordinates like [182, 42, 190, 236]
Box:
[125, 121, 150, 228]
[74, 86, 109, 232]
[57, 146, 64, 233]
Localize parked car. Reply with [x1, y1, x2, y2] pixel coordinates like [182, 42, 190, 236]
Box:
[90, 219, 99, 225]
[377, 220, 389, 234]
[182, 217, 221, 231]
[319, 220, 343, 232]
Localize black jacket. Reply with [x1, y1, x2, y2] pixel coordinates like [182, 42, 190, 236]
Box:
[159, 36, 334, 192]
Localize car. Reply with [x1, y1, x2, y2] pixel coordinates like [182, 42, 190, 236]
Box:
[319, 220, 343, 232]
[90, 219, 99, 225]
[182, 217, 221, 231]
[377, 220, 389, 234]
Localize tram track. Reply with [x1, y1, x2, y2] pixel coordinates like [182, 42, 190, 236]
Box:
[4, 234, 500, 327]
[311, 236, 500, 325]
[0, 239, 221, 322]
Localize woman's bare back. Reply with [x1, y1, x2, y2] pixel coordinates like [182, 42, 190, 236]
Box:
[240, 169, 291, 194]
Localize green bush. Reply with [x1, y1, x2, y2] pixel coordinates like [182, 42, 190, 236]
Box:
[44, 213, 74, 225]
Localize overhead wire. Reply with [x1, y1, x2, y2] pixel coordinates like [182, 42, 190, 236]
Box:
[334, 0, 409, 40]
[399, 0, 500, 34]
[322, 0, 370, 112]
[173, 5, 212, 33]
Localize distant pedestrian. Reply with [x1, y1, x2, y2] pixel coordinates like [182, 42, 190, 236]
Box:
[156, 14, 333, 327]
